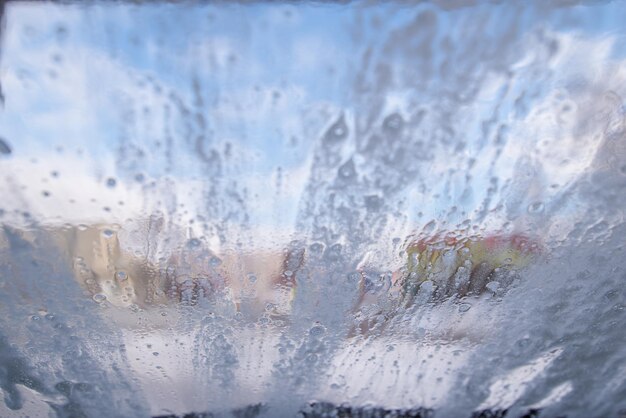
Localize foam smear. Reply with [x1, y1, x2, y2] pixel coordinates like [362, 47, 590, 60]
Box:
[0, 2, 625, 417]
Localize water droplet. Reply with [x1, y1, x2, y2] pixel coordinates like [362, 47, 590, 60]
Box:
[365, 195, 382, 211]
[106, 177, 117, 188]
[42, 191, 50, 197]
[324, 115, 348, 142]
[348, 272, 361, 283]
[284, 270, 293, 277]
[134, 173, 145, 182]
[486, 282, 500, 293]
[338, 158, 356, 179]
[306, 353, 319, 364]
[93, 293, 107, 303]
[247, 273, 257, 283]
[152, 352, 159, 356]
[516, 337, 531, 348]
[116, 271, 128, 281]
[604, 289, 618, 301]
[423, 220, 437, 233]
[310, 324, 326, 337]
[0, 138, 12, 155]
[330, 243, 342, 254]
[210, 256, 222, 267]
[458, 303, 471, 313]
[383, 113, 404, 132]
[527, 202, 544, 214]
[102, 229, 115, 238]
[187, 238, 201, 248]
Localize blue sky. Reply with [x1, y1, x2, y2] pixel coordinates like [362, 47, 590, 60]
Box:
[0, 1, 625, 245]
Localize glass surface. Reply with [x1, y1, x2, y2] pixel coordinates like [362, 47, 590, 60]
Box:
[0, 1, 625, 417]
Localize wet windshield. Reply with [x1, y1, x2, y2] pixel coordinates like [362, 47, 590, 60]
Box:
[0, 1, 625, 417]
